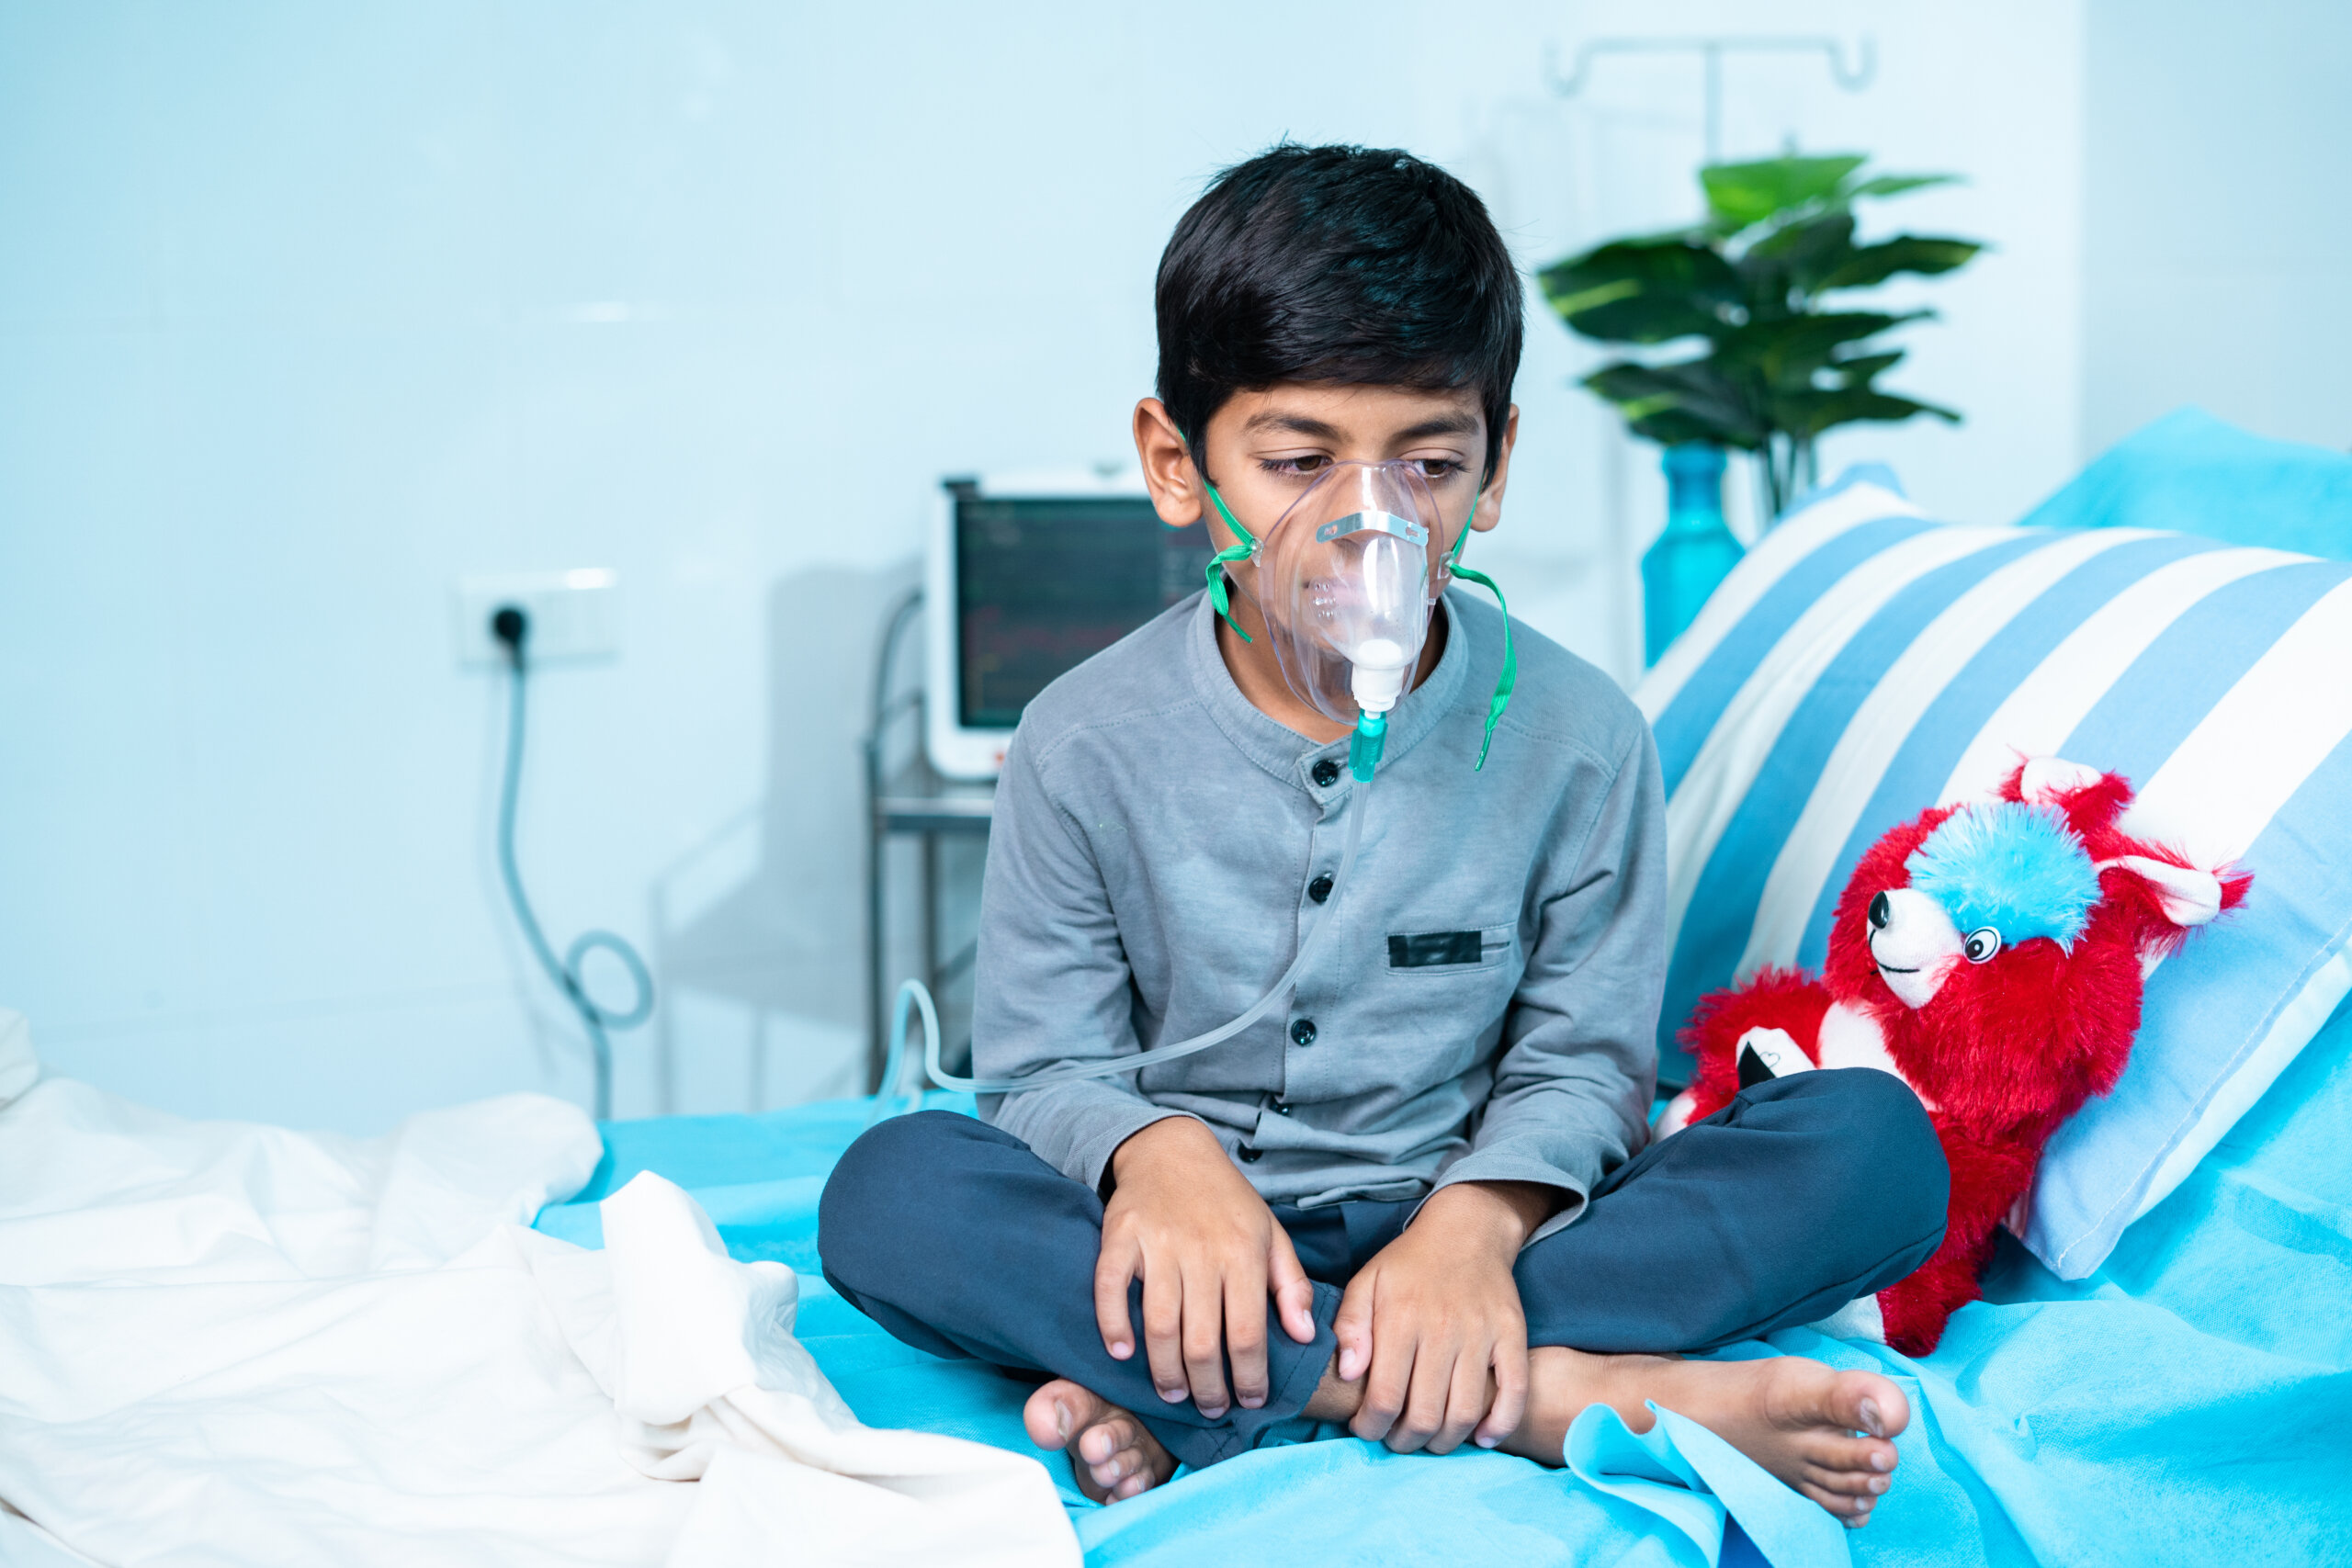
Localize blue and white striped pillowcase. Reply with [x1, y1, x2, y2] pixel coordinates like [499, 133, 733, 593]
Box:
[1636, 474, 2352, 1280]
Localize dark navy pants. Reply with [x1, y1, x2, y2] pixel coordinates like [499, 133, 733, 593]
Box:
[818, 1069, 1947, 1469]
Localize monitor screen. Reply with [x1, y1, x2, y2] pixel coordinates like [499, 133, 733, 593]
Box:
[955, 493, 1211, 729]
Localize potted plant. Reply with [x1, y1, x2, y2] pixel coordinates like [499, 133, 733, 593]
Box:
[1540, 153, 1984, 524]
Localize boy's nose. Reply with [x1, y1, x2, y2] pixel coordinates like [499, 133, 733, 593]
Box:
[1869, 891, 1892, 931]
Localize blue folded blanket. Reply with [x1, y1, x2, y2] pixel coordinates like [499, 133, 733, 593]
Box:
[537, 999, 2352, 1567]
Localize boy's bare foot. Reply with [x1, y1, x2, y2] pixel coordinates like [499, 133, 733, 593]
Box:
[1023, 1377, 1179, 1503]
[1498, 1347, 1906, 1527]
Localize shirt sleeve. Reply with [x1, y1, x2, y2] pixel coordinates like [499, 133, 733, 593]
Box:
[970, 728, 1198, 1193]
[1424, 726, 1667, 1244]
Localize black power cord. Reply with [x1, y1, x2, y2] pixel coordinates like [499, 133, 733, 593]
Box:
[491, 604, 654, 1122]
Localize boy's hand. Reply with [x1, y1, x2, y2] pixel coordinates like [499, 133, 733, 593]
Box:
[1099, 1117, 1318, 1420]
[1332, 1180, 1551, 1455]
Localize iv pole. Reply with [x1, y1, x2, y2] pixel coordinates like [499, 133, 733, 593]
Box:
[1543, 35, 1876, 163]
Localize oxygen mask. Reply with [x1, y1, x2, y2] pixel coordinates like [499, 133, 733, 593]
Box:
[1201, 457, 1516, 781]
[1257, 460, 1445, 721]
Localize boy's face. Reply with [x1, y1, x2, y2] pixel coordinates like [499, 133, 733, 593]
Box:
[1132, 382, 1518, 741]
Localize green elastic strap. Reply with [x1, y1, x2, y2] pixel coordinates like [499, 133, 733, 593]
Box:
[1200, 479, 1258, 643]
[1446, 481, 1515, 771]
[1447, 490, 1478, 566]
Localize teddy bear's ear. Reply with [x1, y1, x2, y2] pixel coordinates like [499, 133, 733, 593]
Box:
[2017, 755, 2107, 805]
[2009, 755, 2137, 838]
[2098, 854, 2225, 928]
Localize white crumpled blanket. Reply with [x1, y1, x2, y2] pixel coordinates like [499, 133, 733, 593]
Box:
[0, 1013, 1076, 1567]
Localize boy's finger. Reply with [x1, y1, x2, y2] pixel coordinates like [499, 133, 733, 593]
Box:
[1351, 1331, 1411, 1444]
[1267, 1232, 1317, 1345]
[1430, 1345, 1488, 1454]
[1141, 1260, 1188, 1403]
[1331, 1278, 1374, 1383]
[1225, 1273, 1271, 1410]
[1182, 1265, 1232, 1416]
[1388, 1338, 1453, 1453]
[1092, 1238, 1139, 1359]
[1474, 1335, 1528, 1449]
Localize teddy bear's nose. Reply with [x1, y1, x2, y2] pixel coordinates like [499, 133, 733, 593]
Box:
[1869, 891, 1892, 931]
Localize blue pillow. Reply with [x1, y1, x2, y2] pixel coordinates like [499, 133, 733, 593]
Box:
[1637, 465, 2352, 1280]
[2023, 406, 2352, 560]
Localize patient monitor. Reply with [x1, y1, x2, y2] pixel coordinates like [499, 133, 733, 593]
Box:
[923, 471, 1210, 779]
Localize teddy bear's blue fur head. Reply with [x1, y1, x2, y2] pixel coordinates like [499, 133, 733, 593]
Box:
[1904, 800, 2103, 952]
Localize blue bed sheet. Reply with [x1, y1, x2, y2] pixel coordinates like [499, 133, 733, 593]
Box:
[536, 1002, 2352, 1566]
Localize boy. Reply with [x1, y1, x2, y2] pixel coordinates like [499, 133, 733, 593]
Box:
[820, 144, 1948, 1527]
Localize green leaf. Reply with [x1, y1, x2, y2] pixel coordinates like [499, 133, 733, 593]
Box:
[1848, 173, 1962, 201]
[1828, 349, 1905, 386]
[1538, 240, 1743, 344]
[1767, 386, 1962, 439]
[1548, 277, 1643, 315]
[1625, 406, 1758, 448]
[1815, 235, 1983, 291]
[1736, 210, 1859, 309]
[1701, 154, 1866, 232]
[1584, 360, 1768, 448]
[1744, 209, 1855, 266]
[1713, 310, 1930, 387]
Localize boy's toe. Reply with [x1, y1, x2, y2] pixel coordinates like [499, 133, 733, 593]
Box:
[1792, 1427, 1896, 1477]
[1077, 1422, 1115, 1464]
[1824, 1371, 1907, 1440]
[1080, 1410, 1141, 1463]
[1090, 1440, 1147, 1489]
[1801, 1459, 1888, 1497]
[1023, 1378, 1098, 1450]
[1797, 1481, 1876, 1524]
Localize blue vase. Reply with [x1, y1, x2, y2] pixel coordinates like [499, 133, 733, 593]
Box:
[1642, 443, 1744, 667]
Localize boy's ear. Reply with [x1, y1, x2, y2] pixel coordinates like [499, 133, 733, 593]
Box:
[1133, 399, 1204, 529]
[1468, 403, 1519, 534]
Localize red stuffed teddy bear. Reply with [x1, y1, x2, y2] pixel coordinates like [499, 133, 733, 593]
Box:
[1657, 757, 2248, 1355]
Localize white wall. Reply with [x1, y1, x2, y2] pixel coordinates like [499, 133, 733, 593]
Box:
[0, 1, 2087, 1132]
[2082, 0, 2352, 456]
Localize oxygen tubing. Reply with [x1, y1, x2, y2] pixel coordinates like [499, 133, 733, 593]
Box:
[886, 771, 1375, 1101]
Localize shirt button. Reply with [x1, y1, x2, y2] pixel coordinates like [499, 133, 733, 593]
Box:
[1289, 1018, 1317, 1048]
[1307, 874, 1333, 904]
[1310, 759, 1340, 787]
[1238, 1145, 1263, 1163]
[1272, 1100, 1292, 1115]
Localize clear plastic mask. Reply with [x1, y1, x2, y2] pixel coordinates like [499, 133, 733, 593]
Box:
[1238, 460, 1450, 725]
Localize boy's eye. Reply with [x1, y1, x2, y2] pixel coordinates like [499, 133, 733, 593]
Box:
[1258, 456, 1332, 477]
[1415, 458, 1459, 479]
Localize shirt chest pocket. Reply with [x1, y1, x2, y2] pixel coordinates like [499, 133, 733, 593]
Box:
[1385, 920, 1517, 977]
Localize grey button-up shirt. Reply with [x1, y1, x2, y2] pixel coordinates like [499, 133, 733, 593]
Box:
[974, 587, 1665, 1242]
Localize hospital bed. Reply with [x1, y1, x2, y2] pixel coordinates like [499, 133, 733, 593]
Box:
[5, 408, 2347, 1566]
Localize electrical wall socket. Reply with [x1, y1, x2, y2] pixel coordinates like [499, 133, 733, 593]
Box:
[455, 569, 622, 668]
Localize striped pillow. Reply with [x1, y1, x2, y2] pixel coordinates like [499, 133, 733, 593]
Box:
[1638, 469, 2352, 1280]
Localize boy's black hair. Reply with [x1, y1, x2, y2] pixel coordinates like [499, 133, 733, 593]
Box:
[1156, 143, 1523, 485]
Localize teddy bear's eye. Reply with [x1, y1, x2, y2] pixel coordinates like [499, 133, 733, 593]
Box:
[1962, 927, 2003, 964]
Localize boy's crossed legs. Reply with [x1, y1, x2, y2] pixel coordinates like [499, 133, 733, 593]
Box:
[819, 1069, 1948, 1525]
